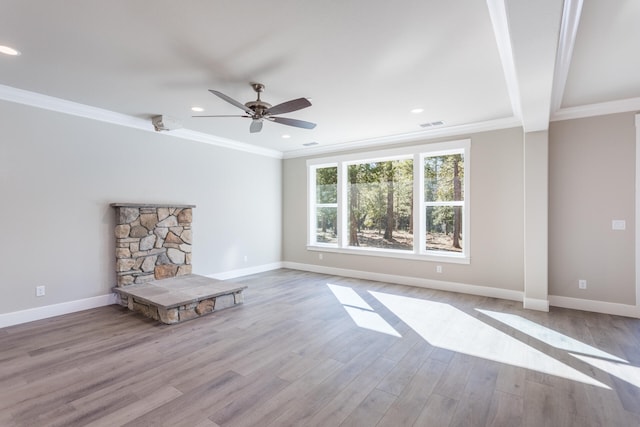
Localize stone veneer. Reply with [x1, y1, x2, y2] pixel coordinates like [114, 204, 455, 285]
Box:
[111, 203, 195, 287]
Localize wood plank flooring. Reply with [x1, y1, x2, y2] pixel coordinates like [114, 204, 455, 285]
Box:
[1, 269, 640, 426]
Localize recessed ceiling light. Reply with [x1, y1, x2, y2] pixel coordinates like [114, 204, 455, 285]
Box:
[0, 45, 21, 56]
[410, 108, 424, 114]
[282, 134, 291, 139]
[191, 106, 204, 112]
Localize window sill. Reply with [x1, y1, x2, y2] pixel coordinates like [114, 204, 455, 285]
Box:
[306, 245, 470, 265]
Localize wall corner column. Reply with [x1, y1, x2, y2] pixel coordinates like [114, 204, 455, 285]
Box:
[635, 114, 640, 316]
[523, 130, 550, 311]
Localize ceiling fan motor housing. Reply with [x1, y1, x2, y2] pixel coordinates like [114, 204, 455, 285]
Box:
[245, 100, 272, 117]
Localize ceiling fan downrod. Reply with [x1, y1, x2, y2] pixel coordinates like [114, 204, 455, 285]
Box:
[245, 83, 271, 117]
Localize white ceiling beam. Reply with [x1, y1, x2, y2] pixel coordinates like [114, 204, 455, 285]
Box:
[488, 0, 565, 132]
[486, 0, 522, 121]
[550, 0, 584, 113]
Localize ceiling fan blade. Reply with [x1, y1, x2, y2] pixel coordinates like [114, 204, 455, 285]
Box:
[192, 115, 249, 118]
[270, 117, 317, 129]
[265, 98, 311, 116]
[250, 120, 263, 133]
[209, 90, 254, 115]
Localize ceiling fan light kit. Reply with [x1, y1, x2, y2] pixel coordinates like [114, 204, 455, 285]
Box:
[194, 83, 316, 134]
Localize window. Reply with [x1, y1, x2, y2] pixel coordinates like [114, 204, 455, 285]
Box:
[423, 152, 465, 253]
[308, 140, 470, 263]
[313, 165, 338, 244]
[347, 158, 413, 250]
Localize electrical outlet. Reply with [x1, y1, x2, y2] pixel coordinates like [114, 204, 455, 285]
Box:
[436, 265, 443, 273]
[319, 253, 323, 260]
[243, 255, 248, 263]
[578, 279, 587, 290]
[36, 285, 45, 297]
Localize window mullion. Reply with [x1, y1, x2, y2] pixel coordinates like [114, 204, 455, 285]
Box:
[414, 153, 423, 254]
[308, 166, 316, 246]
[338, 161, 346, 248]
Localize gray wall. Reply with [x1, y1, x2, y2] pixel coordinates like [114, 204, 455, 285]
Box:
[0, 100, 282, 314]
[549, 112, 636, 303]
[283, 127, 526, 292]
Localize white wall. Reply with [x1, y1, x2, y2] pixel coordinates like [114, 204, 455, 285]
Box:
[0, 100, 282, 315]
[283, 127, 525, 294]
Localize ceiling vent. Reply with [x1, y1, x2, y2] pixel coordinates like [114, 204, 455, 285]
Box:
[420, 120, 445, 128]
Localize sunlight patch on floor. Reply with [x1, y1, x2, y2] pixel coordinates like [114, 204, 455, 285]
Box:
[327, 284, 373, 310]
[343, 306, 402, 337]
[327, 284, 401, 337]
[369, 290, 610, 389]
[476, 309, 640, 389]
[476, 309, 627, 362]
[570, 353, 640, 389]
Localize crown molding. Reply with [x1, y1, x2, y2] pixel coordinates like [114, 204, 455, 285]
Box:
[0, 84, 283, 159]
[551, 96, 640, 122]
[0, 83, 523, 161]
[0, 83, 152, 129]
[283, 116, 522, 159]
[7, 82, 640, 161]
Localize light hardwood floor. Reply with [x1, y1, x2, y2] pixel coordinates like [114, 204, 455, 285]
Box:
[1, 269, 639, 426]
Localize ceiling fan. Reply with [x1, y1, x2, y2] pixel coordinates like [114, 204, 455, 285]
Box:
[194, 83, 316, 133]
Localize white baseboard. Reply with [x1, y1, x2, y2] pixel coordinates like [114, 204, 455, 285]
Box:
[282, 261, 524, 302]
[549, 295, 640, 318]
[0, 263, 285, 329]
[523, 297, 550, 312]
[0, 293, 118, 329]
[5, 265, 635, 329]
[207, 262, 284, 280]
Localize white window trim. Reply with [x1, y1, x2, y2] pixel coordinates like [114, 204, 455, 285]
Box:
[307, 140, 470, 264]
[420, 145, 470, 261]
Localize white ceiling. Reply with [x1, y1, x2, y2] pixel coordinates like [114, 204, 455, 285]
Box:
[1, 0, 639, 157]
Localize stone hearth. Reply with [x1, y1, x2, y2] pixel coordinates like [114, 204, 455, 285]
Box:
[113, 274, 247, 324]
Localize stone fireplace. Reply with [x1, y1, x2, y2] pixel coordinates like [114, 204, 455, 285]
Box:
[111, 203, 247, 324]
[111, 203, 194, 287]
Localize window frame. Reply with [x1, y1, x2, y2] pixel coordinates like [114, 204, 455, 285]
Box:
[307, 139, 470, 264]
[308, 162, 339, 248]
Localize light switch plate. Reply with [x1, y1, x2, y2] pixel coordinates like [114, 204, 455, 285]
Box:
[612, 220, 626, 230]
